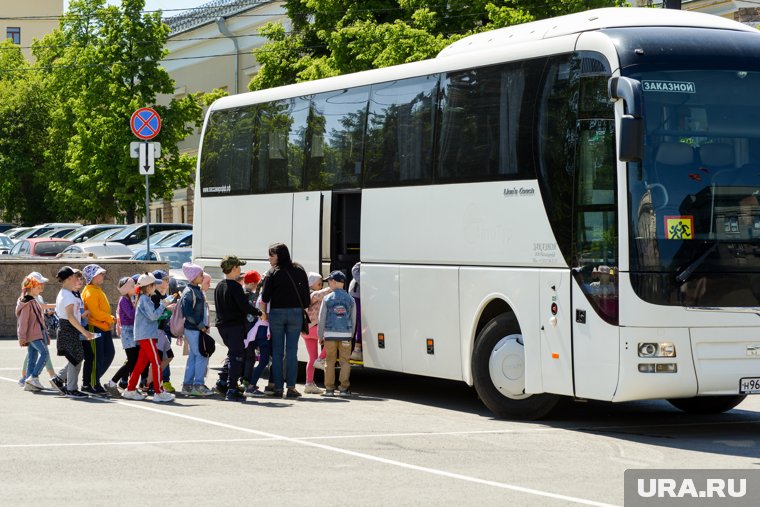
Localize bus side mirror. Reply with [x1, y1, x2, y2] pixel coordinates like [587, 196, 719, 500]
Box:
[609, 76, 644, 162]
[618, 115, 643, 162]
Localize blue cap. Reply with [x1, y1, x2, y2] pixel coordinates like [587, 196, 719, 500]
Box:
[326, 270, 346, 283]
[152, 269, 169, 281]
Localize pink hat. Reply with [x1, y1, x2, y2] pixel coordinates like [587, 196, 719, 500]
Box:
[182, 262, 203, 282]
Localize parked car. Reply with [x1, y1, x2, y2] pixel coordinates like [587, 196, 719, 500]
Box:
[63, 224, 126, 244]
[155, 230, 192, 248]
[58, 241, 135, 260]
[14, 223, 82, 240]
[131, 247, 193, 292]
[37, 226, 81, 239]
[108, 223, 192, 246]
[86, 228, 126, 242]
[128, 229, 187, 253]
[0, 233, 13, 254]
[5, 227, 31, 240]
[7, 238, 73, 257]
[0, 223, 17, 233]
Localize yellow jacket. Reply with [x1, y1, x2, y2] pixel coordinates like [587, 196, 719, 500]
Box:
[82, 284, 114, 332]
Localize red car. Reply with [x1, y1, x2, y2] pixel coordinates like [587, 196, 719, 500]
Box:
[7, 238, 73, 257]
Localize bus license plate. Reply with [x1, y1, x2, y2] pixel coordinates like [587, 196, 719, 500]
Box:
[740, 377, 760, 394]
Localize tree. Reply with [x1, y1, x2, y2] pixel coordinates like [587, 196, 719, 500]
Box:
[35, 0, 205, 223]
[0, 41, 53, 224]
[250, 0, 625, 91]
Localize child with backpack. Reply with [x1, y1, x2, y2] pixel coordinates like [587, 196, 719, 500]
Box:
[104, 276, 138, 397]
[16, 273, 51, 392]
[178, 263, 214, 396]
[318, 271, 356, 397]
[302, 272, 331, 394]
[123, 273, 175, 403]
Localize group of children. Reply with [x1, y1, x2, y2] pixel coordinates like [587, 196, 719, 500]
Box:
[15, 257, 362, 402]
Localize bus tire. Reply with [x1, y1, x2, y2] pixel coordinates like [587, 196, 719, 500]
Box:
[666, 395, 747, 414]
[472, 314, 559, 420]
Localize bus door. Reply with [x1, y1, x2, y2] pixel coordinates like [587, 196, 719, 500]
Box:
[571, 119, 620, 400]
[330, 190, 361, 283]
[291, 191, 323, 274]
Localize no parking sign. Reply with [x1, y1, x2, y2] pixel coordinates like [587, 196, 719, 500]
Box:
[130, 107, 161, 140]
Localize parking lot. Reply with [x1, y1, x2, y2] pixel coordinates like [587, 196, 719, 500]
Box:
[1, 339, 758, 506]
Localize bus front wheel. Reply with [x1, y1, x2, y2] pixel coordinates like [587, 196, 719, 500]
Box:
[667, 395, 747, 414]
[472, 314, 559, 420]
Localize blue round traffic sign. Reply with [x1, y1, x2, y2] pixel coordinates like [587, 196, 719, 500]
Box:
[130, 107, 161, 140]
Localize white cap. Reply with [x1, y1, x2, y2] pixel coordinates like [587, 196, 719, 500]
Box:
[29, 272, 49, 284]
[137, 273, 157, 287]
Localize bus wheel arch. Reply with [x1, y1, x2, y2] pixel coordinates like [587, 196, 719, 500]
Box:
[472, 312, 560, 420]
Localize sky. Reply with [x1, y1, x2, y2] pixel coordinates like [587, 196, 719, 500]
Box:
[63, 1, 214, 17]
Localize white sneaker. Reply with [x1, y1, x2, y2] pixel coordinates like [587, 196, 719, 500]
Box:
[122, 390, 147, 401]
[153, 391, 175, 403]
[350, 349, 363, 361]
[104, 381, 122, 398]
[180, 384, 194, 395]
[25, 378, 44, 391]
[304, 383, 323, 395]
[18, 377, 25, 387]
[313, 359, 326, 371]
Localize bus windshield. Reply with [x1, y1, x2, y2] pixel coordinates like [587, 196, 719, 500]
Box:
[628, 68, 760, 307]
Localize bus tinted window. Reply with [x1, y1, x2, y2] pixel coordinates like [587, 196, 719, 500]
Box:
[306, 87, 369, 190]
[437, 62, 535, 183]
[200, 107, 254, 195]
[254, 98, 308, 193]
[364, 75, 438, 187]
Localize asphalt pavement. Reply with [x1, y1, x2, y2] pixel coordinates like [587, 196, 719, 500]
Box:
[1, 338, 758, 506]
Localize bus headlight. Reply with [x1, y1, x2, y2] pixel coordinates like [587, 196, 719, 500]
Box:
[638, 342, 676, 357]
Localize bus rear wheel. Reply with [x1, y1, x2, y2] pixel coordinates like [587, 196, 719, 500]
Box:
[667, 395, 747, 414]
[472, 314, 559, 420]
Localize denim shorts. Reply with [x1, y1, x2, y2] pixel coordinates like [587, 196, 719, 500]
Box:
[120, 325, 136, 349]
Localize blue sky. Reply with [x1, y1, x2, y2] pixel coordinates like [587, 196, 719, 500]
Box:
[63, 1, 213, 16]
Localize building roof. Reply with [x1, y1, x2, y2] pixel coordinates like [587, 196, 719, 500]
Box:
[165, 0, 272, 35]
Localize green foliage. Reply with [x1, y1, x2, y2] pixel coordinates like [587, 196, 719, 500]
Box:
[32, 0, 206, 223]
[250, 0, 626, 91]
[0, 42, 53, 223]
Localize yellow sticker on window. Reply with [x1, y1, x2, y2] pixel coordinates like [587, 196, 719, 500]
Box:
[664, 216, 694, 240]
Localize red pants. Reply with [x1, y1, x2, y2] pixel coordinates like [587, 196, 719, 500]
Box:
[127, 339, 162, 393]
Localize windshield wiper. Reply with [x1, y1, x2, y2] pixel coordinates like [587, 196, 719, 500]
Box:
[675, 241, 719, 284]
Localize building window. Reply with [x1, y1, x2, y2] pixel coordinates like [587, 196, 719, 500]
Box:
[155, 208, 163, 223]
[6, 27, 20, 45]
[180, 206, 186, 223]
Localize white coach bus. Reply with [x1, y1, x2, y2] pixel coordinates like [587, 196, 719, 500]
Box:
[193, 8, 760, 419]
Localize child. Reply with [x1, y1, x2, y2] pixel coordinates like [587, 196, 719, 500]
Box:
[17, 272, 65, 391]
[104, 277, 138, 397]
[55, 267, 96, 398]
[349, 262, 362, 361]
[180, 263, 214, 396]
[244, 275, 271, 397]
[81, 264, 116, 395]
[149, 270, 175, 393]
[16, 273, 50, 392]
[242, 270, 261, 385]
[302, 272, 331, 394]
[318, 270, 356, 397]
[123, 273, 175, 403]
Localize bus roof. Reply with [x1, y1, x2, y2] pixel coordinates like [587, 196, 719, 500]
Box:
[438, 7, 756, 57]
[208, 7, 757, 113]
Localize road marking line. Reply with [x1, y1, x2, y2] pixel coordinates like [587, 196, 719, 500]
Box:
[0, 375, 616, 506]
[108, 400, 622, 507]
[0, 428, 565, 450]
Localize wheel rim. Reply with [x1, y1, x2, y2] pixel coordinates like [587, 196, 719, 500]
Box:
[488, 334, 530, 400]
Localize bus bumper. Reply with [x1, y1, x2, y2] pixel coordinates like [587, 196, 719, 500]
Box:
[613, 326, 760, 401]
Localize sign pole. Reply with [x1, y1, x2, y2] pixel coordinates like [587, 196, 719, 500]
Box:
[144, 140, 151, 256]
